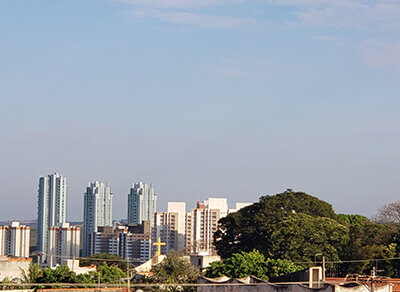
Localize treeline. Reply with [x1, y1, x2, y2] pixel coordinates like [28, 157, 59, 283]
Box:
[214, 189, 400, 277]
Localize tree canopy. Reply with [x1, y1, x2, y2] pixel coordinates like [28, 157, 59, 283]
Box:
[146, 252, 199, 292]
[214, 190, 400, 276]
[214, 190, 339, 259]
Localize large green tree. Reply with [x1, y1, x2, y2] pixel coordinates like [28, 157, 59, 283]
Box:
[214, 190, 338, 259]
[147, 252, 199, 292]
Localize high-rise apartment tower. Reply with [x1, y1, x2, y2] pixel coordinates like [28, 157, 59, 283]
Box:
[37, 173, 67, 264]
[83, 181, 113, 256]
[127, 182, 157, 224]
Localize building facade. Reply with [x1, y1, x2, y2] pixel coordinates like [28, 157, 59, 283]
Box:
[37, 173, 67, 264]
[120, 222, 151, 264]
[151, 212, 179, 256]
[48, 223, 80, 267]
[88, 226, 125, 256]
[127, 182, 157, 224]
[0, 222, 30, 258]
[167, 202, 186, 251]
[87, 222, 151, 265]
[83, 181, 113, 256]
[184, 198, 230, 255]
[188, 206, 220, 254]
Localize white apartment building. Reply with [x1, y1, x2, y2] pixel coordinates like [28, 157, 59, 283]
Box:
[0, 222, 30, 258]
[83, 181, 113, 256]
[185, 198, 252, 255]
[167, 202, 186, 250]
[228, 202, 252, 214]
[37, 173, 67, 264]
[48, 223, 80, 267]
[203, 198, 228, 218]
[127, 182, 157, 224]
[184, 198, 228, 255]
[151, 212, 179, 256]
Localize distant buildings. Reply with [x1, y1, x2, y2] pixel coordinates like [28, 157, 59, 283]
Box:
[120, 222, 152, 264]
[88, 226, 125, 256]
[167, 202, 186, 251]
[48, 223, 80, 267]
[31, 173, 252, 263]
[87, 222, 151, 265]
[128, 182, 157, 224]
[83, 181, 113, 256]
[37, 173, 67, 264]
[0, 222, 30, 258]
[152, 211, 179, 255]
[151, 202, 186, 255]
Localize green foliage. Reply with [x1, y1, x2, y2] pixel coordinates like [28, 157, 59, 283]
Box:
[338, 214, 398, 276]
[270, 213, 349, 266]
[214, 190, 339, 260]
[24, 262, 125, 287]
[97, 263, 126, 283]
[37, 266, 77, 284]
[147, 252, 199, 291]
[20, 263, 42, 283]
[205, 250, 299, 280]
[214, 190, 400, 277]
[79, 253, 127, 271]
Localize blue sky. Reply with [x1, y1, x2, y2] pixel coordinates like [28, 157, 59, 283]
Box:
[1, 0, 400, 221]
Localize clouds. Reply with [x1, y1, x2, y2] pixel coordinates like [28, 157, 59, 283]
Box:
[131, 9, 253, 28]
[266, 0, 400, 30]
[116, 0, 240, 10]
[115, 0, 249, 28]
[116, 0, 400, 31]
[115, 0, 400, 68]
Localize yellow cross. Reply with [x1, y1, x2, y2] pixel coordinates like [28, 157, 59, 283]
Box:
[153, 237, 166, 256]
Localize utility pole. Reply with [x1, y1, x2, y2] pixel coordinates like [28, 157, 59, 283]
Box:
[371, 266, 376, 292]
[127, 257, 130, 292]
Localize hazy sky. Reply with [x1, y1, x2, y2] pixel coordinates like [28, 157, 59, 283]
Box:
[1, 0, 400, 221]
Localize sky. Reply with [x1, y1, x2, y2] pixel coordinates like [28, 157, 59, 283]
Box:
[0, 0, 400, 221]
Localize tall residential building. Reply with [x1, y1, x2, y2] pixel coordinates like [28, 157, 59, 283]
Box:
[48, 223, 80, 267]
[151, 212, 179, 256]
[83, 181, 113, 256]
[127, 182, 157, 224]
[37, 173, 67, 264]
[151, 202, 186, 256]
[0, 222, 30, 258]
[167, 202, 186, 251]
[185, 198, 228, 255]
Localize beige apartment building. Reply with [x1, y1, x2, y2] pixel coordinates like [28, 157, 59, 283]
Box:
[0, 222, 30, 258]
[48, 223, 80, 267]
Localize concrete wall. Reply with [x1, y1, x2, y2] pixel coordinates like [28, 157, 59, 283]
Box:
[197, 277, 392, 292]
[0, 257, 31, 281]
